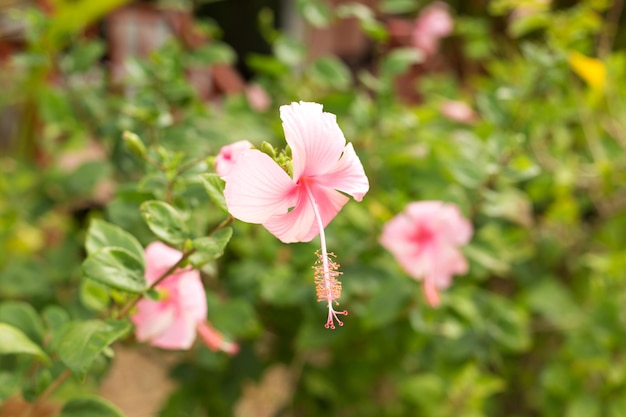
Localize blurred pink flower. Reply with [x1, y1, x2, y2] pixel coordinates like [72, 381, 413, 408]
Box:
[224, 101, 369, 328]
[215, 140, 254, 177]
[245, 83, 271, 112]
[380, 201, 472, 307]
[440, 100, 477, 124]
[411, 1, 454, 56]
[131, 242, 238, 353]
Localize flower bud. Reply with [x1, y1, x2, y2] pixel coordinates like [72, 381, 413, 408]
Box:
[122, 131, 147, 158]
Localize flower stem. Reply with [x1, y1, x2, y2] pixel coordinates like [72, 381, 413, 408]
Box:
[116, 215, 233, 319]
[18, 369, 71, 417]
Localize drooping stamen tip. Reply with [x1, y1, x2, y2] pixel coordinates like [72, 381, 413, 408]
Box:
[325, 307, 348, 329]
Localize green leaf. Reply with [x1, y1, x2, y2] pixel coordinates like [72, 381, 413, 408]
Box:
[362, 276, 412, 329]
[510, 12, 550, 38]
[57, 396, 126, 417]
[526, 280, 584, 332]
[247, 53, 289, 77]
[188, 42, 236, 65]
[297, 0, 332, 28]
[53, 320, 131, 376]
[380, 0, 419, 14]
[464, 245, 510, 275]
[82, 247, 147, 293]
[80, 279, 111, 312]
[189, 227, 233, 267]
[309, 56, 352, 90]
[199, 174, 228, 213]
[0, 371, 21, 402]
[0, 323, 50, 364]
[381, 48, 423, 76]
[85, 219, 145, 264]
[336, 3, 388, 41]
[0, 301, 45, 345]
[274, 36, 306, 67]
[482, 189, 533, 226]
[206, 294, 261, 337]
[43, 305, 70, 334]
[140, 201, 190, 245]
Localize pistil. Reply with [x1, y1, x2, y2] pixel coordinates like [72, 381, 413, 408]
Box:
[305, 185, 348, 329]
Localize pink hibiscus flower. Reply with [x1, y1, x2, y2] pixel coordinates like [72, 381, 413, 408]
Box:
[411, 1, 454, 57]
[131, 242, 238, 353]
[215, 140, 254, 177]
[440, 100, 477, 124]
[224, 101, 369, 328]
[380, 201, 472, 307]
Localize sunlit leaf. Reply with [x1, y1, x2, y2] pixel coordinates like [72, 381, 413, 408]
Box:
[0, 323, 50, 364]
[53, 320, 131, 376]
[82, 247, 146, 293]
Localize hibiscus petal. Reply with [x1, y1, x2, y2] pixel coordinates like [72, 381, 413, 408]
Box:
[405, 201, 472, 245]
[224, 150, 297, 224]
[380, 211, 437, 280]
[132, 300, 175, 342]
[197, 321, 239, 355]
[439, 205, 473, 245]
[214, 140, 253, 177]
[280, 102, 346, 180]
[144, 242, 185, 284]
[422, 278, 441, 307]
[263, 185, 348, 243]
[315, 143, 369, 201]
[150, 313, 197, 350]
[176, 270, 208, 321]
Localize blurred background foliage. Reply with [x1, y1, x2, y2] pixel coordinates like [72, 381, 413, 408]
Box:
[2, 0, 626, 416]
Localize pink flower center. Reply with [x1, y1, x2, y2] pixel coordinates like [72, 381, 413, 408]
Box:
[411, 225, 435, 247]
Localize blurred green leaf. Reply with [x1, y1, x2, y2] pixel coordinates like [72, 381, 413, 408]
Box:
[80, 279, 111, 312]
[526, 280, 584, 332]
[297, 0, 332, 28]
[0, 301, 45, 345]
[82, 247, 147, 293]
[207, 294, 261, 338]
[336, 3, 388, 41]
[0, 323, 50, 364]
[62, 39, 105, 73]
[381, 48, 423, 77]
[274, 37, 306, 67]
[189, 227, 233, 267]
[0, 372, 21, 402]
[380, 0, 419, 14]
[309, 56, 352, 90]
[482, 188, 533, 226]
[57, 396, 126, 417]
[46, 0, 132, 49]
[188, 42, 236, 66]
[566, 395, 601, 417]
[361, 276, 412, 329]
[42, 305, 70, 334]
[510, 12, 551, 38]
[53, 320, 131, 377]
[140, 201, 190, 245]
[465, 244, 510, 275]
[85, 219, 145, 263]
[199, 174, 228, 213]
